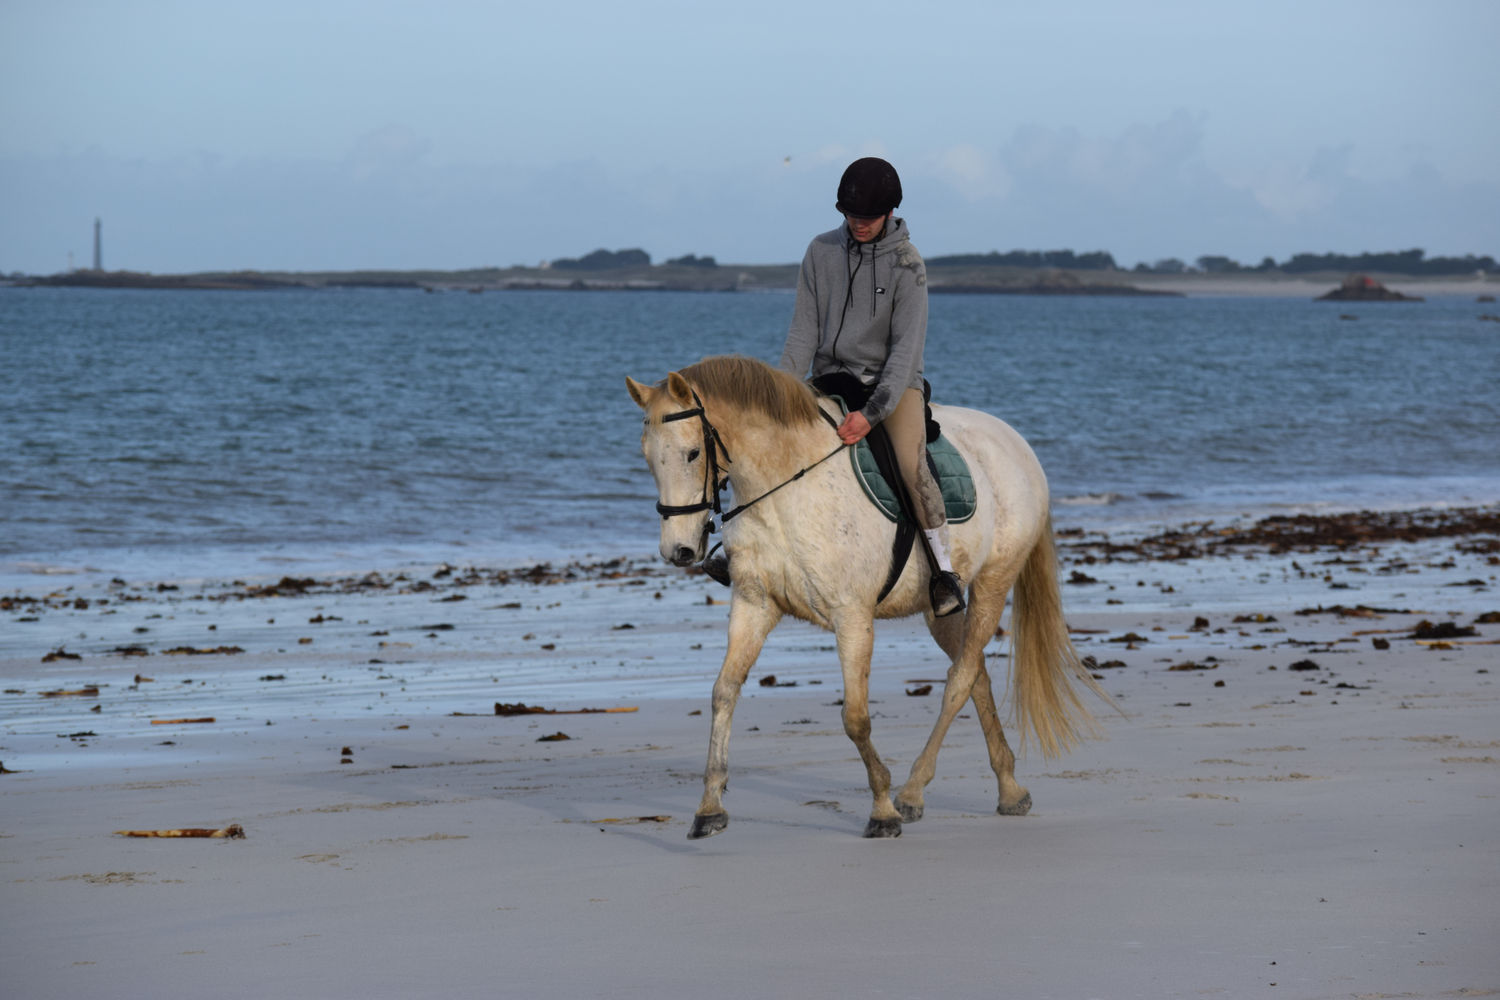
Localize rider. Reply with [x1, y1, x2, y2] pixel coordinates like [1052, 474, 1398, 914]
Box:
[702, 157, 965, 618]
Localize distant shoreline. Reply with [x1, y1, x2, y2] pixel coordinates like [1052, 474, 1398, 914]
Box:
[8, 266, 1496, 299]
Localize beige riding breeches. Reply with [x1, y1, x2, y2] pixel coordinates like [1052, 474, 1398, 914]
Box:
[883, 387, 946, 530]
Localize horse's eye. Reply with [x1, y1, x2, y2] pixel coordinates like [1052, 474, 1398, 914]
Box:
[687, 448, 701, 462]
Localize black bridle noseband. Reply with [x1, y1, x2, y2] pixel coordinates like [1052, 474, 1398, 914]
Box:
[654, 390, 732, 538]
[654, 389, 845, 552]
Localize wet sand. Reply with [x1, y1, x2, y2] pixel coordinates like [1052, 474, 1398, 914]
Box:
[3, 507, 1497, 998]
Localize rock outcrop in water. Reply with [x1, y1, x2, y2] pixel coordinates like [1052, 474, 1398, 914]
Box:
[1317, 274, 1423, 302]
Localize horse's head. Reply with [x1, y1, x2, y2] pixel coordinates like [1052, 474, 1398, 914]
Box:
[627, 371, 722, 567]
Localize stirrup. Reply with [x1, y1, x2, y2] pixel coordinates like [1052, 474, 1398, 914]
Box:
[930, 571, 965, 617]
[700, 551, 731, 587]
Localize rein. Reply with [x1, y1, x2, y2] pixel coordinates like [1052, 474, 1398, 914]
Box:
[655, 391, 846, 542]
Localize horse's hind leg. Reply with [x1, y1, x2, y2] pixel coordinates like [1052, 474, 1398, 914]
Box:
[967, 660, 1032, 815]
[833, 612, 903, 838]
[690, 597, 780, 840]
[894, 569, 1024, 821]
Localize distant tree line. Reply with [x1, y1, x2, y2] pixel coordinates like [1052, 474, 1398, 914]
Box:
[1153, 249, 1495, 275]
[946, 248, 1494, 275]
[927, 250, 1118, 270]
[548, 248, 721, 270]
[549, 248, 652, 270]
[665, 253, 718, 268]
[1184, 256, 1277, 274]
[1274, 249, 1496, 275]
[543, 246, 1492, 275]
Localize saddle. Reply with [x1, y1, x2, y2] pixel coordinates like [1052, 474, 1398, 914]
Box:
[810, 373, 977, 602]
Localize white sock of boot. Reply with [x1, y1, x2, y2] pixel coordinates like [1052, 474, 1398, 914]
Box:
[923, 528, 955, 575]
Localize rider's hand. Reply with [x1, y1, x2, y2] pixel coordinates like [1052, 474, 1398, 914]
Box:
[837, 410, 872, 445]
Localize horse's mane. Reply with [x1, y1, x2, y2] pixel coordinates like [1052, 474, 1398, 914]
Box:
[677, 355, 822, 427]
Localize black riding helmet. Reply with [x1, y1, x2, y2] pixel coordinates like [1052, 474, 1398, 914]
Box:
[835, 157, 902, 218]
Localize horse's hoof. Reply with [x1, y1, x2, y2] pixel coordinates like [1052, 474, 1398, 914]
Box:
[688, 812, 729, 839]
[863, 816, 902, 839]
[997, 792, 1033, 817]
[895, 799, 924, 823]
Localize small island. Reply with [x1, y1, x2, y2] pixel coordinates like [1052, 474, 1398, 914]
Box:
[1316, 274, 1423, 302]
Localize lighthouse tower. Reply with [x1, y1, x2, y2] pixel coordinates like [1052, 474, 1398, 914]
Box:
[93, 218, 103, 271]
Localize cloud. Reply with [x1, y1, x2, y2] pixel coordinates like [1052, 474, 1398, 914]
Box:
[910, 113, 1497, 264]
[927, 144, 1011, 202]
[999, 110, 1209, 198]
[1215, 143, 1499, 258]
[908, 113, 1249, 261]
[1227, 144, 1352, 222]
[918, 113, 1212, 212]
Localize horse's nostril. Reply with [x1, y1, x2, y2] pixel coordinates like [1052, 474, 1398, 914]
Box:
[672, 546, 696, 566]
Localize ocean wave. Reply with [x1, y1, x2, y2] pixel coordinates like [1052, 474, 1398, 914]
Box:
[2, 561, 104, 577]
[1055, 492, 1127, 507]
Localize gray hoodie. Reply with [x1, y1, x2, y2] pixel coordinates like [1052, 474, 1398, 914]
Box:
[777, 217, 928, 426]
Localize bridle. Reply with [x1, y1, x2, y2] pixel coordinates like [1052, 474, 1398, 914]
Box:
[654, 388, 846, 553]
[653, 390, 733, 555]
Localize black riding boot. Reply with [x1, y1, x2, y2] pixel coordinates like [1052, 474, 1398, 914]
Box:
[929, 570, 965, 617]
[700, 551, 731, 587]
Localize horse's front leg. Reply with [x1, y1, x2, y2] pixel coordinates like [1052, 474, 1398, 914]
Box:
[689, 595, 781, 840]
[834, 612, 903, 838]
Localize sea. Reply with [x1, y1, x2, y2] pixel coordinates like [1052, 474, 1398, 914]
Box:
[3, 285, 1498, 591]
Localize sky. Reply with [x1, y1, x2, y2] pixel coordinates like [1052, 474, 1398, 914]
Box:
[2, 0, 1497, 275]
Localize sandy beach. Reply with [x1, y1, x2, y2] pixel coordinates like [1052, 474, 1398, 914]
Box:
[3, 510, 1497, 999]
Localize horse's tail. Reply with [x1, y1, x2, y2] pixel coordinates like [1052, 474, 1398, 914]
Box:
[1009, 513, 1116, 758]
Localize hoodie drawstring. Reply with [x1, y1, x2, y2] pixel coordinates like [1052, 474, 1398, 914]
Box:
[831, 223, 886, 371]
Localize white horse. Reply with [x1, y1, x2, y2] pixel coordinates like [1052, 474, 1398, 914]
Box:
[627, 355, 1109, 839]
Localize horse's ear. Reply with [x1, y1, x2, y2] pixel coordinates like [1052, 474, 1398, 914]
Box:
[665, 371, 694, 405]
[625, 376, 654, 410]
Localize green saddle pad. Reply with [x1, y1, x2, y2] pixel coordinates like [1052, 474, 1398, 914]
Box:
[854, 433, 976, 524]
[822, 394, 977, 524]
